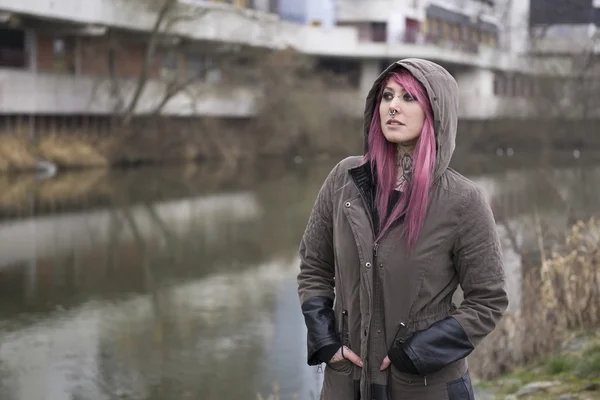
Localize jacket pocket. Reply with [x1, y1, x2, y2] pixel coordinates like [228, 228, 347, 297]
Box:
[389, 368, 448, 400]
[446, 370, 474, 400]
[327, 358, 353, 373]
[321, 360, 356, 399]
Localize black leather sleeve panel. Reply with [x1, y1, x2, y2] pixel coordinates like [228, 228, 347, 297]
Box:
[403, 316, 474, 375]
[315, 344, 340, 365]
[301, 296, 342, 365]
[387, 346, 418, 375]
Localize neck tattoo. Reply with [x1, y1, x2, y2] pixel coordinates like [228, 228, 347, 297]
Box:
[395, 142, 415, 192]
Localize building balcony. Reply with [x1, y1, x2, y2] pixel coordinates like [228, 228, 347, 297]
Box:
[336, 0, 393, 23]
[0, 68, 259, 116]
[0, 0, 526, 74]
[0, 0, 283, 49]
[335, 0, 425, 23]
[428, 0, 495, 20]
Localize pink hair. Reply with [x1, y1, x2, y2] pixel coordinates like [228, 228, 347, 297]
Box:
[364, 69, 436, 251]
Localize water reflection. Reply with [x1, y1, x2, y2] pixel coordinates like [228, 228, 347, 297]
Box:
[0, 156, 599, 399]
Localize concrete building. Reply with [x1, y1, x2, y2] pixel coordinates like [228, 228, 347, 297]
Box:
[336, 0, 500, 50]
[527, 0, 600, 54]
[530, 0, 599, 26]
[0, 0, 577, 125]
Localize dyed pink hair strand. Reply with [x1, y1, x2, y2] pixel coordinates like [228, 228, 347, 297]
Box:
[363, 69, 437, 251]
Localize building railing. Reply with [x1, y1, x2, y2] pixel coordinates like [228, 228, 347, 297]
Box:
[423, 33, 480, 54]
[387, 28, 481, 54]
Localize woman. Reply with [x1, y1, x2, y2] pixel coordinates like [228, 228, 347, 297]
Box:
[297, 58, 508, 400]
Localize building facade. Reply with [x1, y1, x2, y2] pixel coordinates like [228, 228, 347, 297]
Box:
[0, 0, 580, 123]
[335, 0, 500, 52]
[529, 0, 599, 26]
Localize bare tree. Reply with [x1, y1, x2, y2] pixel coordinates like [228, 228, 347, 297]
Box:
[103, 0, 276, 126]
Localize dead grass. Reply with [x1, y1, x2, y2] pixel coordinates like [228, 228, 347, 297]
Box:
[38, 132, 117, 167]
[471, 217, 600, 380]
[0, 173, 38, 212]
[0, 136, 37, 171]
[0, 131, 120, 171]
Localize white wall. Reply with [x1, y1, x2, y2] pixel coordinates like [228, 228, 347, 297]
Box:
[388, 11, 408, 44]
[0, 69, 259, 116]
[359, 59, 382, 97]
[336, 0, 424, 23]
[504, 0, 531, 54]
[456, 68, 502, 118]
[306, 0, 336, 28]
[335, 0, 391, 23]
[455, 68, 536, 119]
[253, 0, 271, 13]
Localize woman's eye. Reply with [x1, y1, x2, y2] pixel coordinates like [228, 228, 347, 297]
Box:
[403, 93, 415, 102]
[383, 92, 394, 101]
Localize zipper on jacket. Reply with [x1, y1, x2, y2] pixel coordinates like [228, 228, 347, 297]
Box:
[350, 180, 376, 236]
[341, 309, 349, 346]
[374, 242, 379, 257]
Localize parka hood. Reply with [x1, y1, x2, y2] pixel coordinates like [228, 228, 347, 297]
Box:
[362, 58, 459, 180]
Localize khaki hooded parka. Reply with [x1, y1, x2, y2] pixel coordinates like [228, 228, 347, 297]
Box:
[297, 58, 508, 400]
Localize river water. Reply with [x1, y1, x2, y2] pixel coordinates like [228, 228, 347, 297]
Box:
[0, 153, 599, 400]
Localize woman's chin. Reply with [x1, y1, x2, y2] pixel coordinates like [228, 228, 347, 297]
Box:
[383, 131, 419, 144]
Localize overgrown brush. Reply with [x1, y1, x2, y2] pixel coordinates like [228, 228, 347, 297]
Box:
[471, 217, 600, 379]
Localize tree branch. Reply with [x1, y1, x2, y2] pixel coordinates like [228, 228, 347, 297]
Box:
[151, 71, 206, 115]
[122, 0, 176, 125]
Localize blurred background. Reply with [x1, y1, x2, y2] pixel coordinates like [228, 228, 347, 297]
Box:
[0, 0, 599, 399]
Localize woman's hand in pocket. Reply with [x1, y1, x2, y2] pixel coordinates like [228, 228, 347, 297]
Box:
[380, 356, 391, 371]
[329, 346, 363, 367]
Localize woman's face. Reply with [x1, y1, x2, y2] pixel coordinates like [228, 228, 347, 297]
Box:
[379, 79, 425, 145]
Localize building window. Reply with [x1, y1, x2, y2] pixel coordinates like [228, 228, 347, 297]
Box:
[431, 18, 439, 36]
[489, 33, 498, 47]
[53, 38, 66, 70]
[0, 28, 27, 69]
[493, 73, 504, 96]
[371, 22, 387, 42]
[453, 24, 461, 41]
[161, 48, 180, 79]
[443, 21, 451, 39]
[108, 48, 116, 75]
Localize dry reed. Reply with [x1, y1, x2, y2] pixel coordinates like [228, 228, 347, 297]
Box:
[471, 217, 600, 379]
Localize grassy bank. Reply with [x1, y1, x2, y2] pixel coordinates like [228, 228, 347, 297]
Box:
[476, 328, 600, 399]
[471, 216, 600, 399]
[0, 132, 117, 172]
